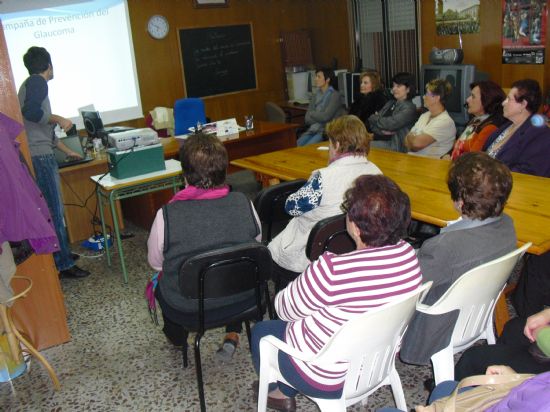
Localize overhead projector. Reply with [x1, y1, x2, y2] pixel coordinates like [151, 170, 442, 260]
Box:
[108, 127, 159, 150]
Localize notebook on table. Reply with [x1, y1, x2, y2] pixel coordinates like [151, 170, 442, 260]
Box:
[54, 135, 93, 168]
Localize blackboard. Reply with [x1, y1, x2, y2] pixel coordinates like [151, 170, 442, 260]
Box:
[179, 24, 257, 97]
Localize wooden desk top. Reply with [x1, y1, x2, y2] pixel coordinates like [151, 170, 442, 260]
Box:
[161, 120, 299, 157]
[231, 144, 550, 255]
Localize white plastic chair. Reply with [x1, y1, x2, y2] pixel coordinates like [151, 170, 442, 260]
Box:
[417, 243, 531, 385]
[257, 282, 432, 412]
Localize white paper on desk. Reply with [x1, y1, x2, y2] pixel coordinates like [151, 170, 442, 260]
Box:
[216, 118, 239, 137]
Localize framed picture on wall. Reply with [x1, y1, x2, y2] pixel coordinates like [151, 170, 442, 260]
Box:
[193, 0, 229, 8]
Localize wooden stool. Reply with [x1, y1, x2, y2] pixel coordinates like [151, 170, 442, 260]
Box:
[0, 276, 60, 390]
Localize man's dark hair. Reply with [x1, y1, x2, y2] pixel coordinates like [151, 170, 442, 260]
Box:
[23, 46, 52, 75]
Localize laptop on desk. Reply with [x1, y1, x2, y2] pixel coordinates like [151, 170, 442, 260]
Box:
[54, 135, 93, 168]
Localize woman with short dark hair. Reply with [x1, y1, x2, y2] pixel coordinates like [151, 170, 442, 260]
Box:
[483, 78, 550, 177]
[348, 70, 387, 129]
[297, 68, 346, 146]
[449, 80, 506, 159]
[252, 175, 422, 410]
[400, 152, 517, 366]
[147, 133, 261, 361]
[369, 71, 418, 153]
[482, 79, 550, 328]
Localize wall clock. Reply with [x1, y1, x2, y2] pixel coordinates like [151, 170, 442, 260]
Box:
[147, 15, 169, 40]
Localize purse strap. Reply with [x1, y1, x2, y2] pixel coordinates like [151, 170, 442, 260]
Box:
[443, 374, 533, 412]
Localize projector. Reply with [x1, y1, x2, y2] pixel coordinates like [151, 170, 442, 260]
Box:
[429, 48, 464, 65]
[108, 127, 159, 150]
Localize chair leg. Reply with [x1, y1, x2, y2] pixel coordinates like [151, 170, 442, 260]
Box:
[8, 315, 61, 390]
[265, 288, 274, 320]
[389, 367, 407, 411]
[245, 321, 252, 348]
[194, 332, 206, 412]
[181, 330, 190, 368]
[486, 319, 497, 345]
[431, 345, 455, 385]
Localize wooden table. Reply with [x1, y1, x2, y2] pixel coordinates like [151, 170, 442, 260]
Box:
[232, 144, 550, 334]
[60, 121, 298, 242]
[231, 143, 550, 255]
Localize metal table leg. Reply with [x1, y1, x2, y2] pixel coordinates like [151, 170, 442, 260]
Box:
[96, 186, 111, 266]
[109, 189, 128, 284]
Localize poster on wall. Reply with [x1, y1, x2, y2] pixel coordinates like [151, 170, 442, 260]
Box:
[435, 0, 480, 36]
[502, 0, 547, 64]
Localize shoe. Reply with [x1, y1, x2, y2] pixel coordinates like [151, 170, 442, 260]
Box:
[71, 252, 80, 261]
[252, 381, 296, 412]
[60, 265, 90, 278]
[215, 332, 239, 362]
[267, 395, 296, 412]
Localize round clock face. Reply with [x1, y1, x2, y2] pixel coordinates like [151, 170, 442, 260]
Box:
[147, 15, 169, 40]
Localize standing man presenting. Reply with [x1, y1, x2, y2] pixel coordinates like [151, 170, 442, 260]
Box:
[18, 46, 90, 278]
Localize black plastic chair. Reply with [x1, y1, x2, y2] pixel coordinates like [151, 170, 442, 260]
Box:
[306, 214, 356, 261]
[176, 242, 273, 412]
[253, 179, 307, 242]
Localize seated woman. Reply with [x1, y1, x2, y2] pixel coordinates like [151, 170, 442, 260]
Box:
[147, 133, 261, 361]
[268, 115, 382, 289]
[368, 72, 418, 153]
[455, 308, 550, 379]
[483, 78, 550, 177]
[482, 79, 550, 318]
[252, 174, 423, 411]
[405, 78, 457, 158]
[348, 70, 387, 129]
[297, 68, 346, 146]
[449, 80, 506, 160]
[400, 152, 517, 365]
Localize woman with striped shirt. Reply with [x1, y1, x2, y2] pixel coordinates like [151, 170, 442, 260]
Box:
[251, 174, 423, 411]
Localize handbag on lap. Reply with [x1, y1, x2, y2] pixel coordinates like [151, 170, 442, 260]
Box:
[416, 372, 550, 412]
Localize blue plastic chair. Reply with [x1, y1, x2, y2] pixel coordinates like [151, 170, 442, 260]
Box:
[174, 98, 206, 135]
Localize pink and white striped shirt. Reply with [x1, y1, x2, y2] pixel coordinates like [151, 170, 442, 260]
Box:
[274, 240, 422, 392]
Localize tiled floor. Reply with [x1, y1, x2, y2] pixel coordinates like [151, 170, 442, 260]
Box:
[1, 221, 434, 412]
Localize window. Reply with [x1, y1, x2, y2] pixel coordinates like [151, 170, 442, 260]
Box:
[352, 0, 420, 89]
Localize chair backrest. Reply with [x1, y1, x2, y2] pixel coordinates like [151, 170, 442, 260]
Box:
[423, 243, 531, 348]
[253, 179, 306, 242]
[306, 214, 355, 261]
[265, 102, 287, 123]
[313, 282, 432, 400]
[174, 98, 206, 135]
[179, 242, 271, 300]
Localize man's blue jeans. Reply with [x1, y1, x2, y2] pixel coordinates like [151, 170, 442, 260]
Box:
[31, 154, 75, 271]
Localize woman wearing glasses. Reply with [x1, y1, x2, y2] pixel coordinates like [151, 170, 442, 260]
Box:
[405, 78, 456, 158]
